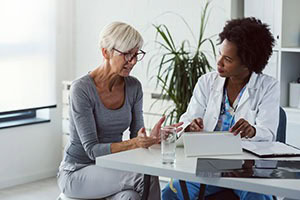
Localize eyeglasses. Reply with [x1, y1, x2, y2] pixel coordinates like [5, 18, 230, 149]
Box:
[113, 48, 146, 62]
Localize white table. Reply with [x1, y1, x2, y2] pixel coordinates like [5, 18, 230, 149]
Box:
[96, 144, 300, 199]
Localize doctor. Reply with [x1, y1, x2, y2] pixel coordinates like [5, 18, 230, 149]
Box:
[162, 17, 279, 200]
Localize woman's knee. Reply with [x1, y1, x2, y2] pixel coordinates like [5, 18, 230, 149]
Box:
[111, 190, 141, 200]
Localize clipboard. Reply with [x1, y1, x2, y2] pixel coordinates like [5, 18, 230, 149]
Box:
[241, 141, 300, 158]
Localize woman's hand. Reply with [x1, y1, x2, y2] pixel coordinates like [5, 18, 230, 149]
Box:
[134, 128, 159, 148]
[149, 116, 166, 139]
[150, 116, 184, 141]
[230, 118, 256, 138]
[185, 118, 204, 132]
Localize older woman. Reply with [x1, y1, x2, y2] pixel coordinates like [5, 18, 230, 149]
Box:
[57, 22, 182, 200]
[162, 17, 278, 200]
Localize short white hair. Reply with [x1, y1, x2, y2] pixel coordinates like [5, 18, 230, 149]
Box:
[99, 22, 144, 52]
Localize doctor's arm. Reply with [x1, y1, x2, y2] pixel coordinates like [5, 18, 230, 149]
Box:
[253, 81, 280, 141]
[178, 77, 208, 136]
[245, 80, 280, 141]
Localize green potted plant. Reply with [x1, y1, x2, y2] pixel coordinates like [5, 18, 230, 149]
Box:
[149, 1, 216, 124]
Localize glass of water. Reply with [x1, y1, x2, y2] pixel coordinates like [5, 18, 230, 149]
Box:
[161, 126, 176, 164]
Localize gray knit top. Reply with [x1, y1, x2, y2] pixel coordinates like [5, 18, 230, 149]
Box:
[60, 74, 144, 171]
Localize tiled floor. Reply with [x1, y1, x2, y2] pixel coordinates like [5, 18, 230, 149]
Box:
[0, 177, 168, 200]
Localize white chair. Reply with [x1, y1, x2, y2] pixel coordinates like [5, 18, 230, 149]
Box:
[57, 193, 105, 200]
[57, 193, 78, 200]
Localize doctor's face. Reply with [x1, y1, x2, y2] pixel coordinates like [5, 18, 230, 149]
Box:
[217, 39, 249, 78]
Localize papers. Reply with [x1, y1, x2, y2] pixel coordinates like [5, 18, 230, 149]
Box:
[242, 141, 300, 158]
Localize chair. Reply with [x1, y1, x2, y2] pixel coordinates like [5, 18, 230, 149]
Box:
[57, 193, 78, 200]
[57, 193, 105, 200]
[276, 107, 287, 143]
[200, 107, 287, 200]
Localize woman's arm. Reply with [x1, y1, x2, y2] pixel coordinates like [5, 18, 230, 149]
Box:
[111, 127, 160, 153]
[110, 79, 159, 153]
[71, 80, 160, 158]
[110, 140, 137, 153]
[70, 81, 111, 160]
[129, 79, 144, 139]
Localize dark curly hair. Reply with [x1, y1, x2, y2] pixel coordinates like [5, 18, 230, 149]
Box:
[219, 17, 275, 73]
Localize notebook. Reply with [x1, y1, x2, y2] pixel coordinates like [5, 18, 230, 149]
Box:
[241, 141, 300, 158]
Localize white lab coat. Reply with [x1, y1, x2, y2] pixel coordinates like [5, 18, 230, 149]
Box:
[179, 71, 280, 141]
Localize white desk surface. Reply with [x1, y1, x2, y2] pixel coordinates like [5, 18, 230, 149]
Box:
[96, 144, 300, 199]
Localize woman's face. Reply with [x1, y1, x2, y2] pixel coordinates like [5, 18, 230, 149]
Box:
[110, 47, 139, 77]
[217, 39, 249, 78]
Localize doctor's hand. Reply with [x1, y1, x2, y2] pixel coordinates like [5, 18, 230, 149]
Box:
[230, 118, 256, 138]
[184, 118, 204, 132]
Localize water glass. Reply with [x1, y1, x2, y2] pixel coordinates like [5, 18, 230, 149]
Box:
[161, 126, 176, 164]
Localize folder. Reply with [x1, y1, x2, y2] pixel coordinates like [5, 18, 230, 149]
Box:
[180, 132, 243, 157]
[176, 133, 184, 147]
[241, 141, 300, 158]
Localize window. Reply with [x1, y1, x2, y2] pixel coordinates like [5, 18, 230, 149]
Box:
[0, 107, 56, 129]
[0, 0, 57, 128]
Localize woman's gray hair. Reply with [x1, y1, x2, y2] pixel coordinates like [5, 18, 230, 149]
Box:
[99, 22, 144, 52]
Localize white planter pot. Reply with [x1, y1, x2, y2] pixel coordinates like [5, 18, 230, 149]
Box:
[289, 83, 300, 108]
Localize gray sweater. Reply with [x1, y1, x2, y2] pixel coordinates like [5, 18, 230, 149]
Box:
[60, 74, 144, 171]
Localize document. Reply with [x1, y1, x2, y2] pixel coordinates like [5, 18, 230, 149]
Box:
[241, 141, 300, 158]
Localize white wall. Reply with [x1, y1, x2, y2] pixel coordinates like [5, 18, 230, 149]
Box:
[0, 111, 61, 189]
[73, 0, 243, 91]
[0, 0, 74, 189]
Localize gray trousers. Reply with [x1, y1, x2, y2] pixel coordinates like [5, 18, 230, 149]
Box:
[57, 165, 161, 200]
